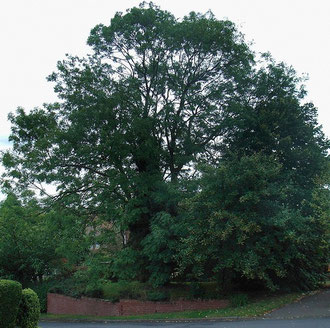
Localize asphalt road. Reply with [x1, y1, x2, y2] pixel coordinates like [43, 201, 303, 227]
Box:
[39, 317, 330, 328]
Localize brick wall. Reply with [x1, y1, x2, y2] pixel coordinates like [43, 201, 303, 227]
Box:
[47, 293, 120, 316]
[47, 293, 229, 316]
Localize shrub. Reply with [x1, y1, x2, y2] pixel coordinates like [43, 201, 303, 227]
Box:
[27, 280, 58, 313]
[0, 279, 22, 328]
[16, 288, 40, 328]
[84, 285, 104, 298]
[103, 281, 145, 302]
[146, 290, 169, 302]
[202, 282, 223, 299]
[48, 278, 85, 298]
[189, 282, 205, 299]
[230, 293, 249, 307]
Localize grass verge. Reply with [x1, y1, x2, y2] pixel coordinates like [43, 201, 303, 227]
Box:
[40, 291, 305, 321]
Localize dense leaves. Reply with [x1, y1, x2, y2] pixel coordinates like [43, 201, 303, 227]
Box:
[0, 194, 96, 283]
[16, 288, 40, 328]
[1, 3, 328, 290]
[0, 195, 57, 283]
[0, 279, 22, 328]
[179, 154, 328, 290]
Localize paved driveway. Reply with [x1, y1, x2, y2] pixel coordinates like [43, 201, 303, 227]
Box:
[265, 288, 330, 319]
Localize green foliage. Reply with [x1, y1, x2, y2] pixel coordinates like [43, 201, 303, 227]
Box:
[0, 193, 102, 287]
[180, 153, 328, 290]
[0, 194, 58, 283]
[45, 207, 91, 269]
[1, 2, 254, 284]
[189, 282, 205, 299]
[84, 284, 104, 299]
[142, 211, 187, 286]
[230, 293, 249, 307]
[221, 59, 329, 212]
[102, 281, 213, 302]
[1, 2, 328, 290]
[146, 290, 169, 302]
[27, 280, 62, 313]
[103, 281, 145, 302]
[109, 248, 146, 282]
[16, 288, 40, 328]
[48, 277, 89, 299]
[0, 279, 22, 328]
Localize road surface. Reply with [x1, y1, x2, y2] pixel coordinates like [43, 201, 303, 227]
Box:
[39, 317, 330, 328]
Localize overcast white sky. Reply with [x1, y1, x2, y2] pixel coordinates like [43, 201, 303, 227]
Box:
[0, 0, 329, 151]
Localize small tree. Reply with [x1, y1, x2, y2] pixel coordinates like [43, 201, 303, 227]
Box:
[0, 194, 57, 283]
[180, 153, 328, 290]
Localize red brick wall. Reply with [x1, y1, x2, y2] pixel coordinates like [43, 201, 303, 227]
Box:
[47, 293, 229, 316]
[47, 293, 120, 316]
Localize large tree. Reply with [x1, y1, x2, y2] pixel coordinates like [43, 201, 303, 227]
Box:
[2, 3, 253, 283]
[1, 3, 328, 287]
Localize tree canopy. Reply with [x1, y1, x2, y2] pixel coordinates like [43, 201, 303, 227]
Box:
[1, 3, 329, 290]
[0, 194, 55, 282]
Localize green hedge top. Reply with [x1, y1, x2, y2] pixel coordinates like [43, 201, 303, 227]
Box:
[0, 279, 22, 328]
[16, 288, 40, 328]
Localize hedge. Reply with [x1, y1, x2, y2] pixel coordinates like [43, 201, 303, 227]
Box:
[0, 279, 22, 328]
[16, 288, 40, 328]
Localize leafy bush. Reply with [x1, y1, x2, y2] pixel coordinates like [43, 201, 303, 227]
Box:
[0, 279, 22, 328]
[146, 290, 169, 302]
[230, 293, 249, 307]
[84, 284, 104, 298]
[16, 288, 40, 328]
[27, 280, 58, 313]
[202, 282, 223, 299]
[29, 278, 91, 312]
[29, 278, 104, 310]
[48, 278, 86, 298]
[189, 282, 205, 299]
[103, 281, 145, 302]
